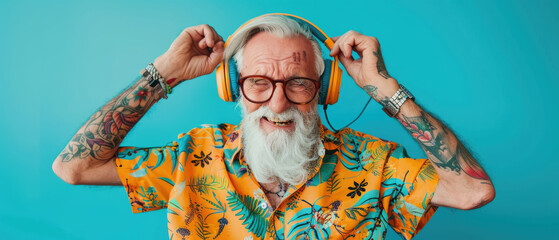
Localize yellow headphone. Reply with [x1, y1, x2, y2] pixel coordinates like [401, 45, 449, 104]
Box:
[215, 13, 342, 105]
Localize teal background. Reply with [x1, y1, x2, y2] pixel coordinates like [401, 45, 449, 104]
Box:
[1, 0, 557, 239]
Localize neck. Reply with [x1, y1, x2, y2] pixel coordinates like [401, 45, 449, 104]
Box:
[261, 180, 289, 198]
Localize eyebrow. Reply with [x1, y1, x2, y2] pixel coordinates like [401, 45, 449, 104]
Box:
[239, 74, 318, 82]
[241, 66, 316, 80]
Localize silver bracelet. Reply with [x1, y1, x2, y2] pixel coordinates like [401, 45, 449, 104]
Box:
[144, 63, 172, 99]
[142, 67, 167, 99]
[382, 84, 414, 117]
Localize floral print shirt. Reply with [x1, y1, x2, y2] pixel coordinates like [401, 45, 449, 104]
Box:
[115, 123, 438, 240]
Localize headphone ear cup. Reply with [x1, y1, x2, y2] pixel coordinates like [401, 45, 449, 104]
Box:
[216, 61, 230, 102]
[326, 58, 342, 105]
[319, 59, 333, 105]
[216, 58, 240, 102]
[228, 58, 240, 102]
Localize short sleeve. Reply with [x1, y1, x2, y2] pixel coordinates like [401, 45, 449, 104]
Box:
[114, 138, 181, 214]
[380, 144, 439, 239]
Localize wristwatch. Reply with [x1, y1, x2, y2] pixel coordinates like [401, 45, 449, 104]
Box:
[382, 84, 414, 117]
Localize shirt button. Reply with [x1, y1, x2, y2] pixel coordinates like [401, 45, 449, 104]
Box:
[318, 145, 325, 156]
[260, 202, 268, 209]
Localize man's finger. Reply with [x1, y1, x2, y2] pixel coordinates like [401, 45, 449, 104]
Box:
[202, 25, 216, 48]
[355, 46, 363, 58]
[337, 52, 354, 70]
[330, 44, 340, 57]
[329, 35, 346, 56]
[191, 25, 206, 38]
[212, 31, 223, 47]
[343, 43, 353, 59]
[199, 38, 208, 50]
[206, 25, 222, 49]
[207, 41, 225, 71]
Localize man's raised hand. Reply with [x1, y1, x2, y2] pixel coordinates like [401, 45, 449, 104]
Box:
[154, 24, 225, 87]
[330, 31, 399, 101]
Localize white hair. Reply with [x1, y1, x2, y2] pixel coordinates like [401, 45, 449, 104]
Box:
[224, 15, 325, 76]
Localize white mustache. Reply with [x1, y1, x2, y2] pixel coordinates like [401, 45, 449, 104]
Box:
[248, 105, 301, 124]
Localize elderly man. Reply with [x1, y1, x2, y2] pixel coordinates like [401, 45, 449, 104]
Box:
[53, 14, 494, 240]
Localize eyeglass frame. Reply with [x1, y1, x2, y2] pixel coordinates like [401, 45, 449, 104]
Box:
[238, 75, 320, 105]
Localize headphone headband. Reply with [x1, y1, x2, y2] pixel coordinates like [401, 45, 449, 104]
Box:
[225, 13, 335, 50]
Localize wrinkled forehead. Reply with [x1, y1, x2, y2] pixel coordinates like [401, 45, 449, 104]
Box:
[241, 32, 318, 77]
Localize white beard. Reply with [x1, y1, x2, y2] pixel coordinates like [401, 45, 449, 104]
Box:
[240, 102, 321, 186]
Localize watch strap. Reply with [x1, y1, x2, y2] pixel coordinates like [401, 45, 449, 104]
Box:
[141, 68, 167, 100]
[382, 84, 414, 117]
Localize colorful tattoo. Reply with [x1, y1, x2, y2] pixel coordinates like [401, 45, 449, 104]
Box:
[456, 142, 490, 180]
[59, 76, 159, 162]
[133, 87, 149, 102]
[399, 111, 490, 180]
[166, 78, 177, 85]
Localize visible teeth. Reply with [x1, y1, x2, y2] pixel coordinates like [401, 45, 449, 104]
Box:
[265, 117, 292, 126]
[274, 121, 289, 126]
[269, 117, 287, 122]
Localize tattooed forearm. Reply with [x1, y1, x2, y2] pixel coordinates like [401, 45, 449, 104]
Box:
[398, 111, 490, 180]
[378, 97, 390, 108]
[373, 50, 390, 79]
[59, 76, 160, 163]
[363, 85, 378, 99]
[363, 85, 391, 108]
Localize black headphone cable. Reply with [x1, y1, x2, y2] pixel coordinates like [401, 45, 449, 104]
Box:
[323, 97, 373, 133]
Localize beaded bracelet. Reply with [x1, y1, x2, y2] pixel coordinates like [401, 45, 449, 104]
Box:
[144, 63, 172, 99]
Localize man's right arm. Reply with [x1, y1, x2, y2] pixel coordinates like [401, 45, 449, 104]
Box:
[53, 24, 224, 185]
[52, 76, 161, 185]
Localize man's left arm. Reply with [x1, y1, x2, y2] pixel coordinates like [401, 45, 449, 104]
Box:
[330, 31, 495, 210]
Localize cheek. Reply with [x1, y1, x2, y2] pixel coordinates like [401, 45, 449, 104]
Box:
[296, 104, 312, 114]
[243, 98, 262, 114]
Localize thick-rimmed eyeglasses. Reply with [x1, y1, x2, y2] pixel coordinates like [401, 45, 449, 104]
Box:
[239, 75, 320, 105]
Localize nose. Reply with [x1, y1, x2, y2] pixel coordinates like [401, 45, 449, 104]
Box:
[267, 83, 291, 114]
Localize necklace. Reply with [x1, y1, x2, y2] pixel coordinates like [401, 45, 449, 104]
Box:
[262, 182, 289, 198]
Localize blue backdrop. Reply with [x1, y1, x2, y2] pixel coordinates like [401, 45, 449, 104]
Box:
[1, 0, 557, 239]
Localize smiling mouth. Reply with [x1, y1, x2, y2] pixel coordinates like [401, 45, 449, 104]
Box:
[263, 117, 293, 126]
